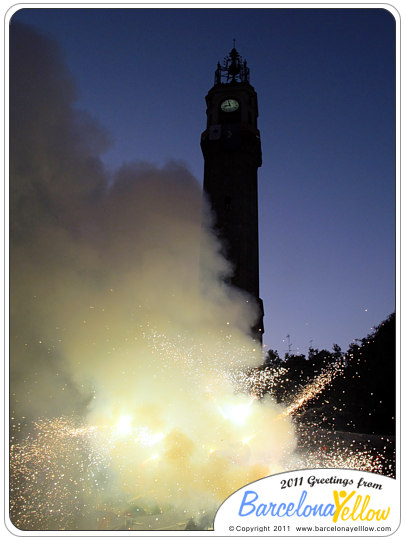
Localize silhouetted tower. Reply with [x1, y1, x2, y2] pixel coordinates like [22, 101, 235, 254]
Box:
[201, 46, 264, 343]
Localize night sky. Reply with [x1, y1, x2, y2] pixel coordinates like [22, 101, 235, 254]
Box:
[11, 7, 396, 356]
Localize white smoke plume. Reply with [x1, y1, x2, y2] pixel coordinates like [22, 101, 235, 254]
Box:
[9, 22, 295, 530]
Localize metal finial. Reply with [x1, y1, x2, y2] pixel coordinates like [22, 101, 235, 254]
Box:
[215, 44, 250, 84]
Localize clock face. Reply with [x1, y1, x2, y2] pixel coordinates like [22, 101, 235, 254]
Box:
[220, 98, 239, 113]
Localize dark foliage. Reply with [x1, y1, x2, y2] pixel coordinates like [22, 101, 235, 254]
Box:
[264, 313, 395, 435]
[341, 313, 395, 434]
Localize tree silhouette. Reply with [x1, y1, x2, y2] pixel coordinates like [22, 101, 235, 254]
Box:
[264, 313, 395, 435]
[340, 313, 395, 434]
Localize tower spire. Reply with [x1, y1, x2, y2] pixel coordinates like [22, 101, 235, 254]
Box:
[214, 46, 250, 85]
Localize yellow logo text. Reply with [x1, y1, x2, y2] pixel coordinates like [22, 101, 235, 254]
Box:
[332, 490, 390, 523]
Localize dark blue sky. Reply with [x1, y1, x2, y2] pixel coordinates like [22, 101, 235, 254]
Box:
[11, 7, 396, 356]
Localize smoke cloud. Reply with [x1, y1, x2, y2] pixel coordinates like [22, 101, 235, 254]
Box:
[10, 22, 295, 530]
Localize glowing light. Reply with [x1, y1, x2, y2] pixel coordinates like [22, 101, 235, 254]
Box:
[242, 434, 255, 445]
[135, 428, 165, 447]
[115, 415, 133, 436]
[141, 453, 160, 466]
[220, 398, 254, 426]
[216, 405, 227, 420]
[9, 331, 394, 531]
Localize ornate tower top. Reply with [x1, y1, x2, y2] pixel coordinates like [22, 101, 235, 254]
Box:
[214, 46, 250, 85]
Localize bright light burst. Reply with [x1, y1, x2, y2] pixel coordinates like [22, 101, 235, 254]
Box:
[9, 334, 394, 531]
[134, 427, 165, 447]
[218, 398, 255, 426]
[115, 414, 133, 436]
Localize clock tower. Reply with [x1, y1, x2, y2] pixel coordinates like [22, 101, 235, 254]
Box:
[201, 47, 264, 343]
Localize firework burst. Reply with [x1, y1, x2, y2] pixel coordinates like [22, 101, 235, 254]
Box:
[9, 351, 394, 531]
